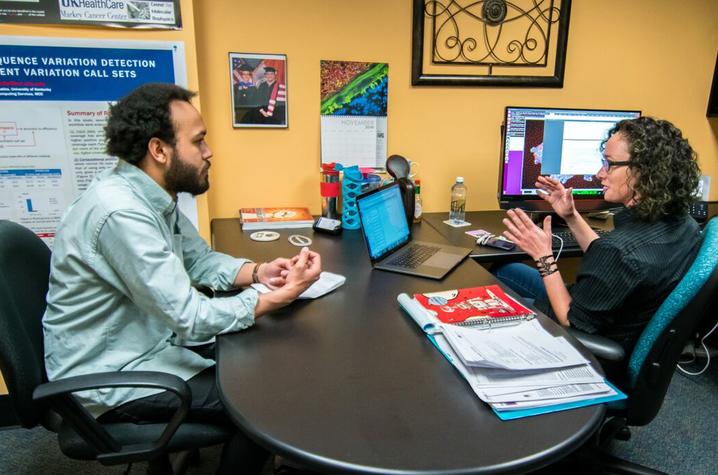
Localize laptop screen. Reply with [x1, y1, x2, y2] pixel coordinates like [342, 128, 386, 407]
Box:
[357, 183, 410, 260]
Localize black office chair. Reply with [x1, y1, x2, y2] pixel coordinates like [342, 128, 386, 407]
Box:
[565, 217, 718, 474]
[386, 154, 416, 226]
[0, 220, 231, 474]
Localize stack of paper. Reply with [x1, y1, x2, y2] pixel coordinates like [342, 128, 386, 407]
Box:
[398, 293, 626, 420]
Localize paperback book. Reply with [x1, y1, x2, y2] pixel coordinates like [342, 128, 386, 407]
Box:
[239, 207, 314, 230]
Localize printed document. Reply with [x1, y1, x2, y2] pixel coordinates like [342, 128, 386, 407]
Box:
[479, 382, 613, 403]
[491, 385, 619, 411]
[470, 363, 604, 388]
[440, 320, 589, 370]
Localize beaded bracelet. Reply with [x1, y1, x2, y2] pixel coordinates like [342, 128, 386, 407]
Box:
[535, 255, 558, 277]
[252, 262, 264, 284]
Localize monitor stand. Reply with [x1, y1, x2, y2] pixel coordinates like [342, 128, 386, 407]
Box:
[527, 211, 612, 232]
[527, 211, 569, 229]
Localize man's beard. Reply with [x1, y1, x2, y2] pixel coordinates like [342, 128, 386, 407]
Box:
[165, 151, 210, 196]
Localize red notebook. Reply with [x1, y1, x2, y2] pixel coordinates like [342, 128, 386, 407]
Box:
[413, 285, 535, 326]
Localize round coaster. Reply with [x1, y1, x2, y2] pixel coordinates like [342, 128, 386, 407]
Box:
[288, 234, 313, 247]
[249, 231, 280, 242]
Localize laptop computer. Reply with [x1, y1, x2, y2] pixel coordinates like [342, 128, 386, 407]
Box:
[356, 182, 472, 279]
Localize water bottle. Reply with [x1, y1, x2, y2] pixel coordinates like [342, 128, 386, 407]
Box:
[413, 179, 423, 223]
[449, 176, 467, 224]
[320, 163, 340, 219]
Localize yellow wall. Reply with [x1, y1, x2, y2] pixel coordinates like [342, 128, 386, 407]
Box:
[194, 0, 718, 218]
[0, 0, 211, 237]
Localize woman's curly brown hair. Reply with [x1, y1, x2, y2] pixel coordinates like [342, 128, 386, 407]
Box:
[604, 116, 701, 221]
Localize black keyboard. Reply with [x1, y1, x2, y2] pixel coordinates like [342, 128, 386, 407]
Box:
[386, 244, 440, 268]
[552, 229, 609, 249]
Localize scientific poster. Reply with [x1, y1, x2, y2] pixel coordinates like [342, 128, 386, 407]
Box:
[320, 60, 388, 168]
[0, 0, 182, 29]
[0, 36, 192, 247]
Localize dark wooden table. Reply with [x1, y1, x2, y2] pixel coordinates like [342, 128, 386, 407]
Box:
[421, 211, 614, 264]
[211, 218, 605, 474]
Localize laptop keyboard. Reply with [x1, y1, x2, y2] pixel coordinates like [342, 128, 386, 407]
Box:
[386, 244, 440, 268]
[552, 228, 609, 249]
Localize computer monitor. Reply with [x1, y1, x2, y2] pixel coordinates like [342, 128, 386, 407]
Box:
[498, 106, 641, 212]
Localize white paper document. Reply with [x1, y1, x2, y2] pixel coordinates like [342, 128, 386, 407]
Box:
[471, 363, 604, 388]
[251, 271, 345, 299]
[491, 385, 619, 411]
[440, 320, 589, 370]
[480, 382, 613, 403]
[431, 333, 614, 410]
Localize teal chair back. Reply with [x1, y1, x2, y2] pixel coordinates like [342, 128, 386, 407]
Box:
[623, 218, 718, 425]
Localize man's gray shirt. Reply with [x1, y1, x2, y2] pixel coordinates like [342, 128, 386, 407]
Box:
[43, 160, 259, 416]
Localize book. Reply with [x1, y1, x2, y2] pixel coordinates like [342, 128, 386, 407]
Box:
[412, 284, 535, 327]
[239, 207, 314, 230]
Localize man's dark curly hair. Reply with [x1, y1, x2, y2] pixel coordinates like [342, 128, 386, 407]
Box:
[603, 116, 701, 221]
[105, 83, 196, 165]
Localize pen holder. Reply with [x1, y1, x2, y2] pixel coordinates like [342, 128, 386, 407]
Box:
[340, 166, 363, 230]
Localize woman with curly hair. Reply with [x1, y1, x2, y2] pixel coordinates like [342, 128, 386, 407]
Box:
[494, 116, 702, 353]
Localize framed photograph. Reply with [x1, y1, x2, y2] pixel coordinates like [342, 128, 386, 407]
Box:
[229, 53, 288, 128]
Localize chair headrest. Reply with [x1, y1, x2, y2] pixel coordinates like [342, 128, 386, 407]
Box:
[628, 218, 718, 384]
[386, 155, 410, 180]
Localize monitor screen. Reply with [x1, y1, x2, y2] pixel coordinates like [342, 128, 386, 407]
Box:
[498, 106, 641, 211]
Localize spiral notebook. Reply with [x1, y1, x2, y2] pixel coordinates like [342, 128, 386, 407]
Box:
[410, 284, 535, 327]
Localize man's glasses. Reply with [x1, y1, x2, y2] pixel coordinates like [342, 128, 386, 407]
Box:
[600, 157, 631, 171]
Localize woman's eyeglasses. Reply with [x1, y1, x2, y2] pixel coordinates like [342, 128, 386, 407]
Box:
[600, 157, 631, 171]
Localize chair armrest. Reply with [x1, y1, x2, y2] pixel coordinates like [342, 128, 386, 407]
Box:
[33, 371, 191, 465]
[33, 371, 189, 401]
[567, 328, 626, 362]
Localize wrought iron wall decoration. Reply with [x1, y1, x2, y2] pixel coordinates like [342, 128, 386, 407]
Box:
[412, 0, 572, 87]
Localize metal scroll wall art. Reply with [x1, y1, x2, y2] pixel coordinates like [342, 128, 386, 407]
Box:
[412, 0, 572, 87]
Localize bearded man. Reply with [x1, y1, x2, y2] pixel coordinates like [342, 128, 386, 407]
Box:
[43, 83, 321, 474]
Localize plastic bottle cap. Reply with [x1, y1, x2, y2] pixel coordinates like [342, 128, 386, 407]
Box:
[456, 176, 464, 183]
